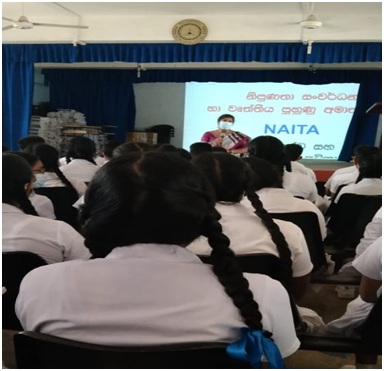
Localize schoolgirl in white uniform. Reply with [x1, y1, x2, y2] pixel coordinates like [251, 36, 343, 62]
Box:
[16, 152, 299, 367]
[2, 154, 91, 264]
[59, 136, 99, 183]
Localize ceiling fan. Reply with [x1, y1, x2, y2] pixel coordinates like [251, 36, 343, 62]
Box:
[2, 15, 88, 31]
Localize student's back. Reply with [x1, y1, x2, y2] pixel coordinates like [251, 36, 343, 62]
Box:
[16, 152, 299, 365]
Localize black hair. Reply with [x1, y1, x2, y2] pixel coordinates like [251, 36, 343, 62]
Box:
[189, 142, 213, 158]
[192, 152, 293, 292]
[156, 144, 178, 152]
[284, 143, 304, 161]
[3, 144, 9, 152]
[80, 152, 269, 333]
[32, 143, 79, 197]
[18, 135, 45, 151]
[8, 151, 39, 167]
[211, 146, 227, 153]
[353, 145, 381, 183]
[243, 156, 284, 190]
[175, 148, 192, 161]
[113, 141, 153, 157]
[65, 136, 97, 165]
[102, 139, 123, 159]
[248, 135, 292, 173]
[217, 114, 235, 123]
[357, 153, 382, 181]
[2, 153, 39, 216]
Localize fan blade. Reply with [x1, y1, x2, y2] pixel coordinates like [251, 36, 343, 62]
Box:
[2, 25, 14, 31]
[2, 17, 15, 22]
[32, 22, 88, 29]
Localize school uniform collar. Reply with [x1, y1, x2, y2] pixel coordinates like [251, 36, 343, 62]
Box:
[2, 203, 24, 214]
[106, 243, 202, 264]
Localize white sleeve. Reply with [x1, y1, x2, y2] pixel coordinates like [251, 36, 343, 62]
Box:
[353, 236, 382, 281]
[245, 273, 300, 358]
[355, 208, 382, 257]
[56, 222, 91, 261]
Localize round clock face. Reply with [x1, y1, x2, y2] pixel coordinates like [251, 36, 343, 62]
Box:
[172, 19, 208, 45]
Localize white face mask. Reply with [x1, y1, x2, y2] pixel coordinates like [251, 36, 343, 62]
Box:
[218, 121, 233, 130]
[33, 173, 47, 188]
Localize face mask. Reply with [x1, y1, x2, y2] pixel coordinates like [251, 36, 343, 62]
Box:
[218, 121, 233, 130]
[33, 173, 47, 188]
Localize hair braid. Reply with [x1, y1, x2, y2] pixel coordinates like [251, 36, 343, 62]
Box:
[54, 166, 79, 197]
[245, 188, 293, 289]
[20, 190, 39, 216]
[202, 214, 266, 332]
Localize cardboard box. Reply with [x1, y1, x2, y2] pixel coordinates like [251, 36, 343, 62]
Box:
[126, 132, 158, 145]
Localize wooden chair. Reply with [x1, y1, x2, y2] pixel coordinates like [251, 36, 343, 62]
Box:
[269, 211, 327, 272]
[34, 187, 80, 230]
[13, 331, 250, 369]
[2, 251, 47, 330]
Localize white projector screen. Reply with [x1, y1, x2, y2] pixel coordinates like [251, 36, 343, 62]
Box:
[183, 82, 359, 160]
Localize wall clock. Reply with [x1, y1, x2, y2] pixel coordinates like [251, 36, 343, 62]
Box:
[172, 19, 208, 45]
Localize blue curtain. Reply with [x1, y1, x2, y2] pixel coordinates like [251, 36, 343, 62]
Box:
[47, 69, 136, 141]
[3, 42, 382, 153]
[2, 61, 34, 150]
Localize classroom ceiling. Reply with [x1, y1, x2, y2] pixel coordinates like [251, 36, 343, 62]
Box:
[2, 2, 382, 70]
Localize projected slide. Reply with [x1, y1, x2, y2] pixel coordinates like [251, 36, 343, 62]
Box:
[183, 82, 359, 160]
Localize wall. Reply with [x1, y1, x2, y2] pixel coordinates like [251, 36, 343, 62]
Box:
[133, 83, 185, 147]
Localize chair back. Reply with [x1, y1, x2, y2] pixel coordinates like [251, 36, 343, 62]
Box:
[2, 252, 47, 330]
[34, 187, 80, 230]
[269, 211, 327, 271]
[14, 331, 250, 369]
[326, 194, 382, 250]
[147, 125, 175, 144]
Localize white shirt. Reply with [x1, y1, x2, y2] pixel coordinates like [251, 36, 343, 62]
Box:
[15, 243, 300, 358]
[324, 165, 356, 190]
[187, 202, 313, 278]
[43, 172, 88, 197]
[283, 171, 318, 203]
[255, 188, 327, 240]
[290, 161, 317, 183]
[355, 207, 382, 258]
[2, 204, 91, 264]
[353, 236, 382, 282]
[327, 168, 359, 194]
[59, 159, 99, 183]
[334, 178, 382, 204]
[29, 192, 56, 220]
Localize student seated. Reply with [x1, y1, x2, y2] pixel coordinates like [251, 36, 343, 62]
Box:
[59, 137, 99, 183]
[334, 150, 382, 204]
[30, 143, 87, 197]
[16, 152, 299, 365]
[325, 145, 380, 201]
[284, 143, 317, 183]
[2, 153, 91, 264]
[188, 152, 313, 302]
[242, 156, 327, 241]
[9, 151, 55, 220]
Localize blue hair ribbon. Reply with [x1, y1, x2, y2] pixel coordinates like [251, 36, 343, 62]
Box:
[226, 328, 285, 369]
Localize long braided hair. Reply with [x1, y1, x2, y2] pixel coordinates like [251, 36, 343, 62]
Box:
[192, 152, 293, 292]
[32, 143, 79, 197]
[3, 153, 39, 216]
[79, 151, 268, 333]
